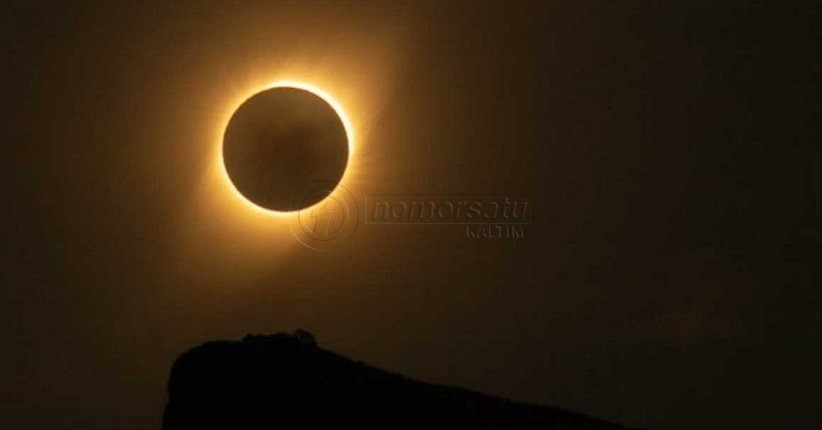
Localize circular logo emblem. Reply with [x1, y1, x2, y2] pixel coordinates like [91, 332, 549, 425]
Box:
[288, 182, 358, 250]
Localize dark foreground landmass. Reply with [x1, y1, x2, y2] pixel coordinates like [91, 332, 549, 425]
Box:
[163, 331, 641, 429]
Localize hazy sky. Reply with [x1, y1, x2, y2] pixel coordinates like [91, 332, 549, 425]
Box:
[1, 2, 817, 429]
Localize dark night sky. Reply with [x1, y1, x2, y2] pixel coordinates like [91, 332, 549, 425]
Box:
[1, 2, 818, 429]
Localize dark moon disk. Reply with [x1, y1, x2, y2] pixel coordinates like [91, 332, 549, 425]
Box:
[222, 87, 349, 212]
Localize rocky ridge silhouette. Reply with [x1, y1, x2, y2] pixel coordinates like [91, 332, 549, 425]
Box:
[163, 330, 641, 429]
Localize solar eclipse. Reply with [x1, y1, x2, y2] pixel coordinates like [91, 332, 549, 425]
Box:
[221, 83, 352, 213]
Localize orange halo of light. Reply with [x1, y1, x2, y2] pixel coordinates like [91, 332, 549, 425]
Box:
[216, 80, 355, 218]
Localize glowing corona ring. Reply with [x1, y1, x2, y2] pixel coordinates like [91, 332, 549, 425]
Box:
[217, 80, 354, 217]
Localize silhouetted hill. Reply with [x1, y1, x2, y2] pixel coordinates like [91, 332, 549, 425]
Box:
[163, 331, 640, 429]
